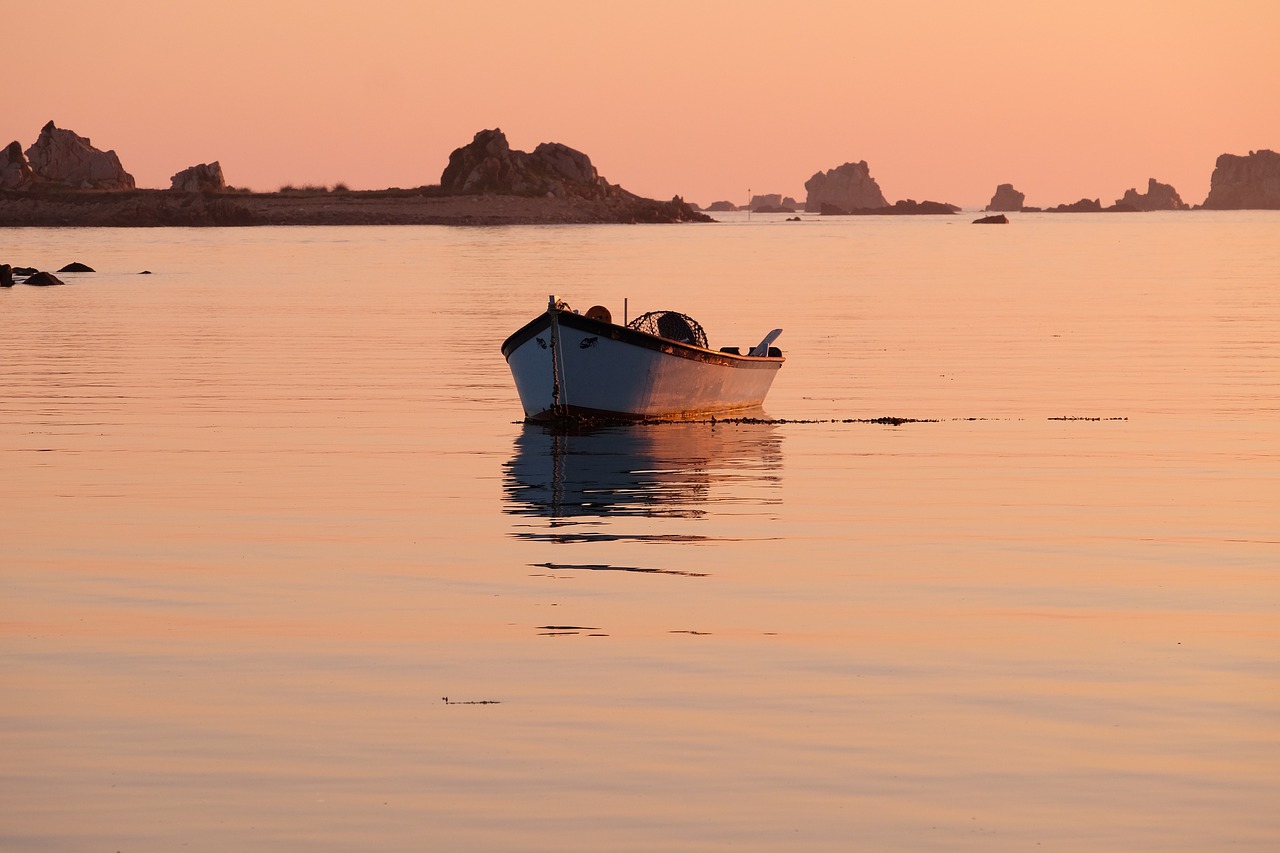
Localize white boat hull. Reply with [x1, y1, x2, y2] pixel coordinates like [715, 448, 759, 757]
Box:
[502, 308, 783, 422]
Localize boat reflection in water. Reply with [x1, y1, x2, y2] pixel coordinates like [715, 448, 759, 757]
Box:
[502, 419, 783, 544]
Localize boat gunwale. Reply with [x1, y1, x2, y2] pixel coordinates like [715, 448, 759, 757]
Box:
[501, 309, 784, 369]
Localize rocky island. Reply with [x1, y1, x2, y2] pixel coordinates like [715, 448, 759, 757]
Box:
[4, 121, 1278, 225]
[0, 125, 708, 227]
[1201, 149, 1280, 209]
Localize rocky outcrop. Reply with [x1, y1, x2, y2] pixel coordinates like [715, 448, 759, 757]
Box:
[749, 193, 784, 211]
[1201, 149, 1280, 209]
[1116, 178, 1188, 211]
[747, 194, 799, 211]
[432, 129, 707, 222]
[0, 187, 711, 226]
[820, 199, 959, 216]
[704, 200, 738, 212]
[0, 141, 37, 190]
[24, 121, 134, 190]
[170, 161, 226, 192]
[25, 271, 65, 286]
[440, 128, 615, 199]
[973, 213, 1009, 224]
[1048, 198, 1103, 213]
[986, 183, 1025, 212]
[804, 161, 888, 212]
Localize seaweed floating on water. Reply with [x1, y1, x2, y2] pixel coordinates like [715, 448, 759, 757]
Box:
[532, 561, 708, 577]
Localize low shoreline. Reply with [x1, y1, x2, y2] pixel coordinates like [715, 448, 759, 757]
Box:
[0, 188, 712, 227]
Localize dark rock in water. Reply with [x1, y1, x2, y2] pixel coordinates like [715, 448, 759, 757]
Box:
[12, 266, 38, 276]
[25, 271, 65, 286]
[1, 263, 14, 287]
[973, 213, 1009, 224]
[58, 262, 95, 272]
[139, 270, 153, 274]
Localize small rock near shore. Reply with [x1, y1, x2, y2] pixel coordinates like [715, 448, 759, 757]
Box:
[25, 271, 66, 286]
[58, 262, 95, 272]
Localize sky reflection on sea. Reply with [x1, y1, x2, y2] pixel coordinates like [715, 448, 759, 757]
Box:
[2, 216, 1278, 851]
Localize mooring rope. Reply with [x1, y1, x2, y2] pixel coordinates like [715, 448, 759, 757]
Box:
[548, 299, 569, 417]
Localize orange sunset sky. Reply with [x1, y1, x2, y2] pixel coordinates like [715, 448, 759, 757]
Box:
[11, 0, 1279, 208]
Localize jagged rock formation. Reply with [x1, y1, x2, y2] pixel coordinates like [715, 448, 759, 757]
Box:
[804, 161, 888, 213]
[440, 128, 614, 199]
[1116, 178, 1188, 211]
[170, 162, 226, 192]
[24, 121, 134, 190]
[1201, 149, 1280, 209]
[0, 141, 37, 190]
[986, 183, 1025, 212]
[433, 128, 707, 222]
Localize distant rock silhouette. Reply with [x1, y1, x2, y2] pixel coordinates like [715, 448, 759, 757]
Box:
[0, 140, 37, 190]
[1201, 149, 1280, 209]
[973, 213, 1009, 224]
[25, 271, 66, 286]
[170, 162, 226, 192]
[804, 161, 888, 213]
[24, 121, 134, 190]
[748, 193, 799, 212]
[1116, 178, 1188, 211]
[433, 129, 708, 223]
[821, 199, 959, 216]
[1048, 198, 1104, 213]
[1, 264, 13, 287]
[704, 200, 738, 212]
[57, 262, 95, 272]
[440, 128, 612, 199]
[986, 183, 1025, 212]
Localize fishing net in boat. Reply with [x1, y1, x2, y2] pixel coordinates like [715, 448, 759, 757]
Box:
[627, 311, 708, 348]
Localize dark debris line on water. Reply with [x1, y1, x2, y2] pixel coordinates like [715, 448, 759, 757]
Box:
[530, 561, 709, 578]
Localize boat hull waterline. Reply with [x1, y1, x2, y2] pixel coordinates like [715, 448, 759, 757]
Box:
[501, 304, 784, 422]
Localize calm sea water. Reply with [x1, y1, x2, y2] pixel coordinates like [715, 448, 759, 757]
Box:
[2, 212, 1278, 851]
